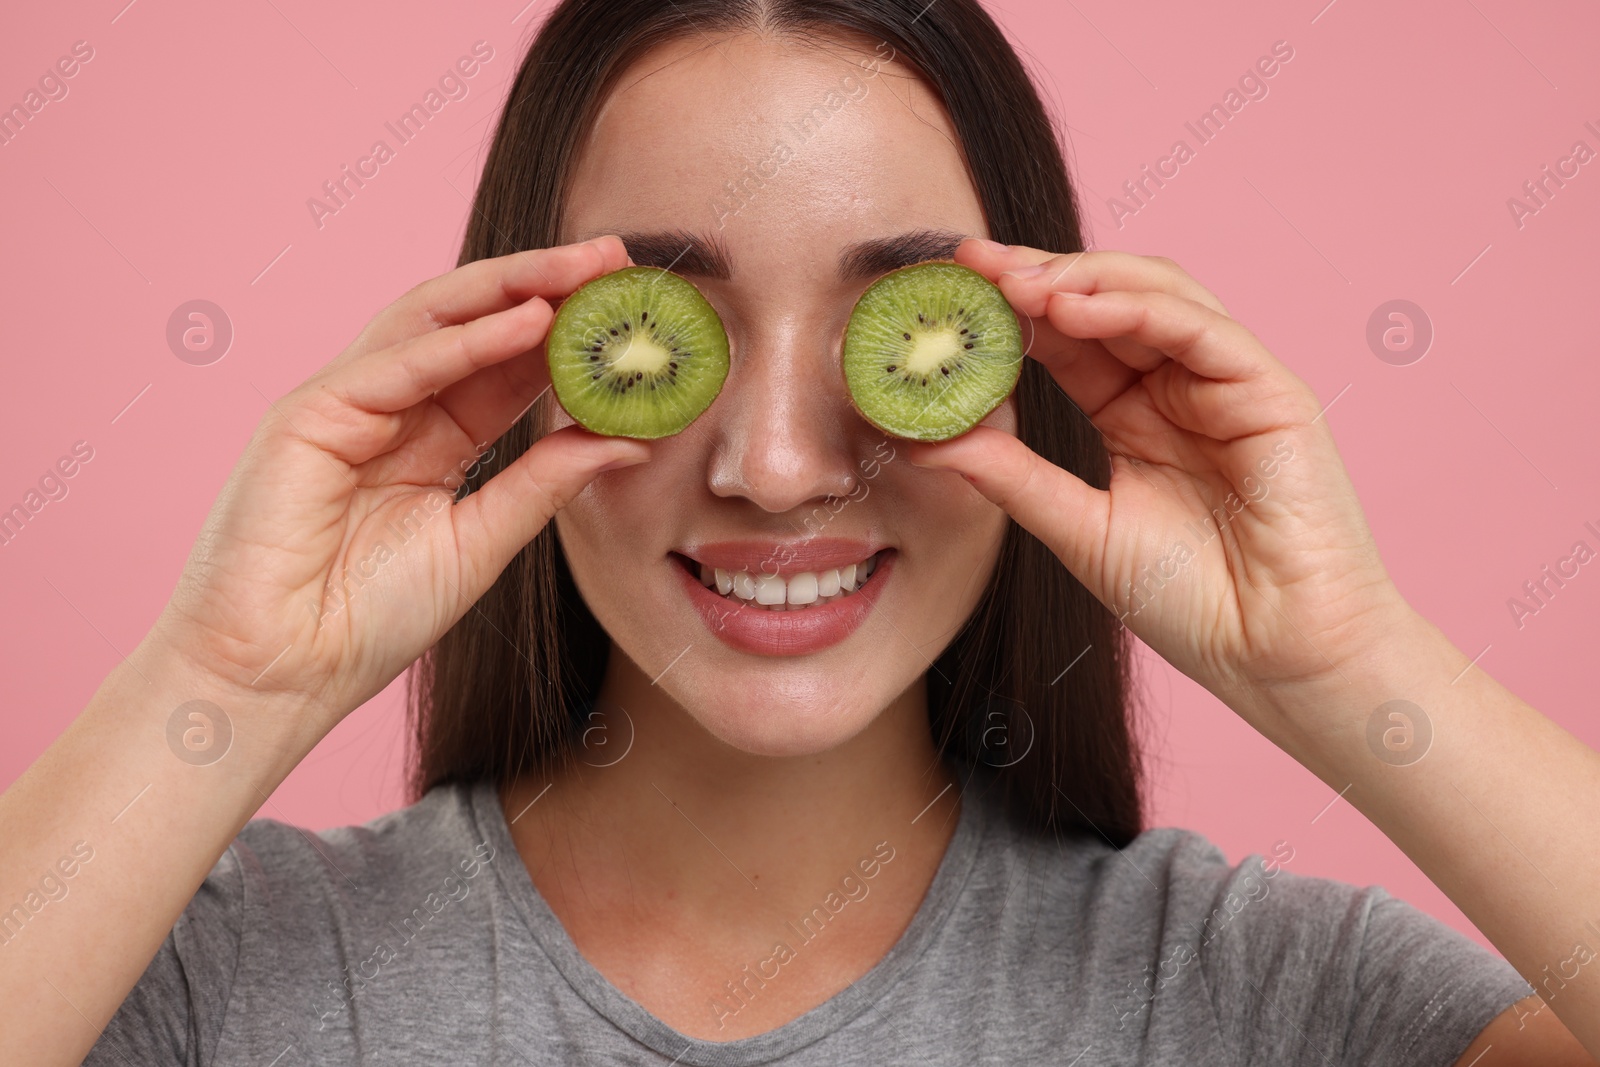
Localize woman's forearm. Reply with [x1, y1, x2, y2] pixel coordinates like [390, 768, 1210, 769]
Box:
[1242, 603, 1600, 1056]
[0, 624, 327, 1066]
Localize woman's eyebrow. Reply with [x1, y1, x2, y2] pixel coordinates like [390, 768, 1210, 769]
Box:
[609, 229, 733, 279]
[591, 227, 968, 282]
[838, 229, 968, 283]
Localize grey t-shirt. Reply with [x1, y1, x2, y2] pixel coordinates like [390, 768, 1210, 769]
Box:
[86, 763, 1532, 1065]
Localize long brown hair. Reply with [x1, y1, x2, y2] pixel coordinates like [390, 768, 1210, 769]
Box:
[409, 0, 1144, 846]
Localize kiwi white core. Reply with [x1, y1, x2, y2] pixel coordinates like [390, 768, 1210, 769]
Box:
[609, 335, 672, 375]
[902, 329, 963, 375]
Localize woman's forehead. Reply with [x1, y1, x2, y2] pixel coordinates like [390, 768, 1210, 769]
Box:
[562, 32, 985, 254]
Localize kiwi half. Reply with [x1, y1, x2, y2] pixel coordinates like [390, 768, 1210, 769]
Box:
[841, 262, 1022, 442]
[547, 266, 730, 439]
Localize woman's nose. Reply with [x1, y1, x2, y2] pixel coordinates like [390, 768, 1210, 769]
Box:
[704, 320, 860, 514]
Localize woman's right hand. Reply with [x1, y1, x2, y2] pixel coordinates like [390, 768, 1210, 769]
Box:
[151, 235, 650, 737]
[0, 239, 654, 1067]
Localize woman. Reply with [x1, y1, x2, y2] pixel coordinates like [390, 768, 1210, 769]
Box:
[3, 0, 1595, 1062]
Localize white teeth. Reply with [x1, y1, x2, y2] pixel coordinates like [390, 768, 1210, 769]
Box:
[691, 552, 882, 610]
[817, 568, 840, 597]
[787, 572, 818, 605]
[754, 573, 786, 605]
[819, 566, 844, 601]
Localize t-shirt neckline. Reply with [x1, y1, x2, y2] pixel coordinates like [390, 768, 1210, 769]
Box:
[469, 765, 992, 1065]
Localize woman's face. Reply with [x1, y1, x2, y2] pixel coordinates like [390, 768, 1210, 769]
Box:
[554, 30, 1014, 757]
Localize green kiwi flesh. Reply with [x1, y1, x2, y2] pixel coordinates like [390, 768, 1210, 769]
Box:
[841, 262, 1022, 442]
[547, 266, 730, 439]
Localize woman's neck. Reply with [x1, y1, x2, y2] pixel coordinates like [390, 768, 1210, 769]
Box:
[500, 653, 965, 1039]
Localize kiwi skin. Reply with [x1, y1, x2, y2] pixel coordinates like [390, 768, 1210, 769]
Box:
[840, 261, 1023, 443]
[546, 266, 730, 440]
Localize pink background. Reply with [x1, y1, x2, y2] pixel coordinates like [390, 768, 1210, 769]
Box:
[3, 0, 1597, 954]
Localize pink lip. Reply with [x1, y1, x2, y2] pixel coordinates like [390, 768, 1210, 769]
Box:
[679, 537, 883, 576]
[671, 549, 896, 657]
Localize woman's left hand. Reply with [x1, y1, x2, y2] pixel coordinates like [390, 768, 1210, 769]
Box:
[908, 239, 1410, 742]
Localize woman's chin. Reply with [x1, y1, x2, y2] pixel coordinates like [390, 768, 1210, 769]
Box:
[674, 676, 887, 759]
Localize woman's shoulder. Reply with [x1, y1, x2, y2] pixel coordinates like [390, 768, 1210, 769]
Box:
[86, 781, 513, 1065]
[210, 781, 504, 928]
[232, 781, 486, 869]
[1079, 821, 1303, 901]
[965, 778, 1475, 976]
[966, 772, 1294, 895]
[978, 797, 1401, 941]
[968, 792, 1531, 1058]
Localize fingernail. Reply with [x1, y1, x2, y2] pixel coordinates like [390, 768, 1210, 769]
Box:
[1001, 264, 1048, 280]
[978, 238, 1010, 253]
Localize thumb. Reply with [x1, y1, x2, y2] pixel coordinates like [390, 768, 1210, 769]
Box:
[905, 426, 1107, 577]
[454, 425, 651, 593]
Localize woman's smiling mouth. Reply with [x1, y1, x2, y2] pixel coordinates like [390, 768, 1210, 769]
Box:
[669, 540, 895, 655]
[684, 551, 883, 609]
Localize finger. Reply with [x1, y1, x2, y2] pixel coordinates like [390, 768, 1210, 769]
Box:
[904, 426, 1108, 580]
[1017, 315, 1141, 419]
[1044, 289, 1271, 385]
[956, 238, 1057, 270]
[430, 335, 551, 456]
[452, 426, 652, 597]
[956, 240, 1230, 318]
[958, 244, 1141, 415]
[319, 294, 555, 421]
[955, 240, 1218, 417]
[346, 236, 631, 359]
